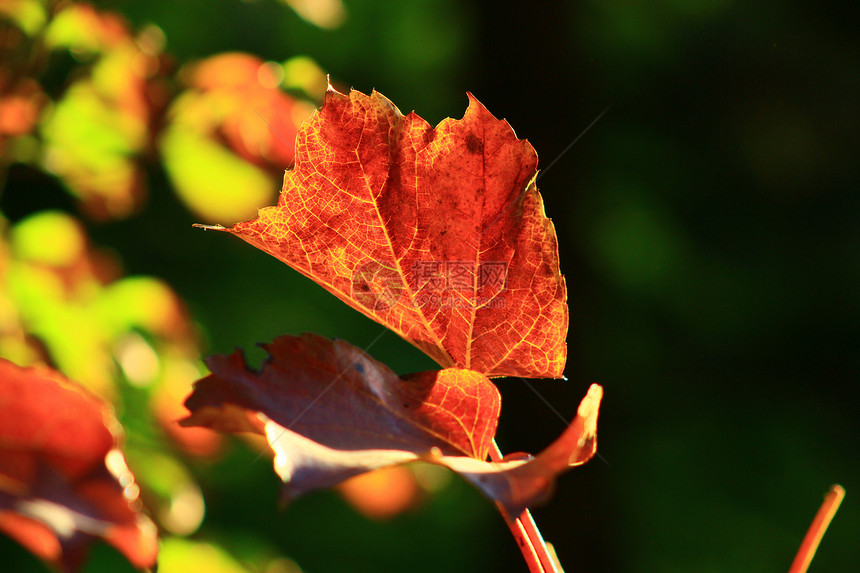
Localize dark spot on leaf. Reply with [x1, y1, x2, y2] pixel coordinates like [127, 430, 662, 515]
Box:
[466, 134, 482, 154]
[353, 362, 364, 374]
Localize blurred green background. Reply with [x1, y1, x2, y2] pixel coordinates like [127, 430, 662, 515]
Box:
[0, 0, 857, 571]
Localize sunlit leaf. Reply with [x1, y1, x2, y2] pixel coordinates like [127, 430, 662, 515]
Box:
[40, 6, 165, 220]
[158, 537, 254, 573]
[2, 211, 202, 408]
[161, 52, 314, 223]
[7, 261, 116, 397]
[96, 276, 186, 338]
[159, 125, 276, 223]
[11, 211, 86, 268]
[203, 84, 568, 379]
[40, 82, 145, 219]
[181, 52, 309, 166]
[282, 55, 327, 100]
[0, 0, 47, 36]
[43, 3, 128, 55]
[0, 359, 157, 572]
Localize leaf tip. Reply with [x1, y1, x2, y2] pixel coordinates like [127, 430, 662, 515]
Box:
[569, 384, 602, 466]
[192, 223, 226, 231]
[464, 91, 488, 116]
[578, 384, 603, 430]
[325, 74, 338, 94]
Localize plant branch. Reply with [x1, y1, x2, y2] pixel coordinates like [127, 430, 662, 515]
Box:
[788, 484, 845, 573]
[490, 439, 563, 573]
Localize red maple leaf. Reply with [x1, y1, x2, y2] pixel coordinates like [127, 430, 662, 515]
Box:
[0, 359, 157, 572]
[199, 83, 567, 379]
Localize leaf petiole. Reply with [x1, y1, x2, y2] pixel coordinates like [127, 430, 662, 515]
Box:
[490, 440, 564, 573]
[788, 484, 845, 573]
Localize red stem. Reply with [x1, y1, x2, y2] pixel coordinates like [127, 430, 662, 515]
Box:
[788, 484, 845, 573]
[490, 440, 563, 573]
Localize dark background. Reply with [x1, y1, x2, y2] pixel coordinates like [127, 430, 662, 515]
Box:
[4, 0, 857, 571]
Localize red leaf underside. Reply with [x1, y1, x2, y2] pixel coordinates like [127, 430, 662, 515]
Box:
[183, 333, 501, 461]
[182, 334, 601, 516]
[0, 360, 157, 572]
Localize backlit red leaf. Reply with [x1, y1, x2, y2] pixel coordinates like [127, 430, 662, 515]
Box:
[182, 334, 601, 516]
[200, 85, 567, 378]
[0, 359, 157, 572]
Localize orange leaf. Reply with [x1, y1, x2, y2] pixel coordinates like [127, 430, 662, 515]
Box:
[0, 360, 157, 572]
[200, 84, 567, 379]
[182, 334, 601, 516]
